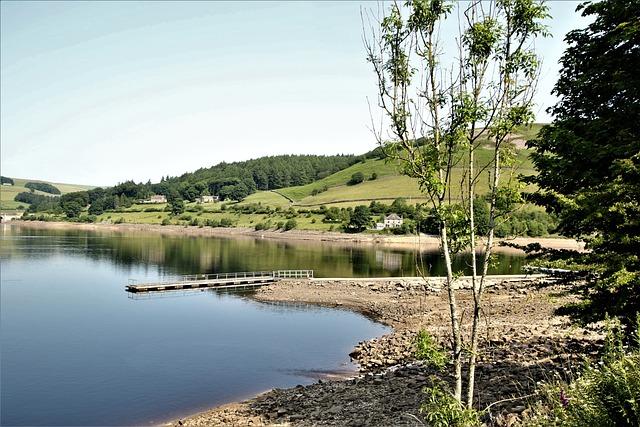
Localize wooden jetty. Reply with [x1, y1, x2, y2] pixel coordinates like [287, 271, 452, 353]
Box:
[125, 270, 313, 296]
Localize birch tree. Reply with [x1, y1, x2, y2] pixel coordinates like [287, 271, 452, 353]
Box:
[364, 0, 549, 410]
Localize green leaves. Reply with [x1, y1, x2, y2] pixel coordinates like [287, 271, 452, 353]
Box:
[527, 0, 640, 332]
[414, 330, 448, 371]
[463, 18, 501, 63]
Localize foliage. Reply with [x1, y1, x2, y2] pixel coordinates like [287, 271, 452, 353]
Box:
[348, 171, 365, 186]
[15, 192, 59, 209]
[519, 318, 640, 427]
[347, 205, 372, 232]
[525, 0, 640, 331]
[414, 330, 447, 371]
[420, 382, 482, 427]
[493, 204, 558, 238]
[59, 192, 89, 218]
[284, 219, 297, 231]
[170, 154, 358, 193]
[88, 199, 104, 215]
[364, 0, 549, 407]
[24, 182, 61, 195]
[1, 176, 15, 185]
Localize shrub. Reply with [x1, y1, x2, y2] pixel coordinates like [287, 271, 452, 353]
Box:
[414, 330, 447, 371]
[254, 221, 272, 231]
[161, 218, 171, 226]
[205, 219, 220, 227]
[348, 171, 365, 185]
[284, 208, 298, 219]
[519, 317, 640, 427]
[219, 217, 234, 227]
[284, 219, 297, 231]
[421, 382, 482, 427]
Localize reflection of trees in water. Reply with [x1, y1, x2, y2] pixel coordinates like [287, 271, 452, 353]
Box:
[6, 227, 527, 278]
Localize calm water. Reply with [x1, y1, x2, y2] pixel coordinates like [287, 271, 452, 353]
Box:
[0, 224, 525, 426]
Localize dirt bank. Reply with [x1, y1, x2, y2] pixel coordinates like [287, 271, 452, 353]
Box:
[168, 277, 601, 427]
[9, 220, 585, 253]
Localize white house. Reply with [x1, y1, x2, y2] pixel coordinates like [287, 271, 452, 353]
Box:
[384, 213, 403, 228]
[199, 195, 219, 204]
[143, 195, 167, 204]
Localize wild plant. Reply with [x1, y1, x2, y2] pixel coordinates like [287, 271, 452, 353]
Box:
[519, 315, 640, 426]
[420, 381, 482, 427]
[414, 330, 448, 372]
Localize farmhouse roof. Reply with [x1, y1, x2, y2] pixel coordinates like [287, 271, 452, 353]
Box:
[386, 213, 403, 220]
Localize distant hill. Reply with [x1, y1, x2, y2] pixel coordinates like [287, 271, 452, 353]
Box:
[0, 178, 95, 211]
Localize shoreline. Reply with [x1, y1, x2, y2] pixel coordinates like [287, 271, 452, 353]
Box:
[8, 220, 585, 253]
[164, 277, 601, 426]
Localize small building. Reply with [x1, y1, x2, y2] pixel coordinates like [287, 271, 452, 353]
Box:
[144, 195, 167, 204]
[384, 213, 403, 228]
[199, 195, 219, 204]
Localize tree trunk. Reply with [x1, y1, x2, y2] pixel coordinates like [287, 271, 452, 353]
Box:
[441, 224, 462, 402]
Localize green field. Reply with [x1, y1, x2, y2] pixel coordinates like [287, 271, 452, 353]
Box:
[0, 178, 95, 211]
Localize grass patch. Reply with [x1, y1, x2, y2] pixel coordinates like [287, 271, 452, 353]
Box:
[1, 178, 95, 211]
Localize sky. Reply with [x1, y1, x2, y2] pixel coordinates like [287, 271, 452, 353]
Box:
[1, 1, 589, 187]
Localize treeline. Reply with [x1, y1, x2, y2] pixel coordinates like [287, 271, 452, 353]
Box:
[15, 154, 362, 218]
[164, 154, 361, 192]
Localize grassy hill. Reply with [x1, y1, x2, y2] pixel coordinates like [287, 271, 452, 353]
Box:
[6, 124, 546, 231]
[242, 141, 538, 209]
[0, 178, 95, 211]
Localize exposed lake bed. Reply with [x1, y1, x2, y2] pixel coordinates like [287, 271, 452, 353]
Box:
[171, 278, 602, 426]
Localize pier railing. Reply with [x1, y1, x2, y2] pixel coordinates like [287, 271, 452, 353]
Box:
[273, 270, 314, 279]
[128, 271, 275, 287]
[126, 270, 314, 291]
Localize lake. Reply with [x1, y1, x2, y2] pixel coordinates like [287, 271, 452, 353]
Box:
[0, 224, 525, 426]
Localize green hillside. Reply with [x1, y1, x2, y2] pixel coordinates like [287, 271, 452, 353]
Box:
[265, 143, 537, 208]
[7, 124, 546, 235]
[0, 178, 95, 211]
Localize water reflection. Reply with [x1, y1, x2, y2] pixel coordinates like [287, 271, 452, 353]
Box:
[2, 224, 526, 278]
[0, 226, 393, 426]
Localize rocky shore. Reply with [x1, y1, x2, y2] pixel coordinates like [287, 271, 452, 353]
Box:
[169, 277, 601, 427]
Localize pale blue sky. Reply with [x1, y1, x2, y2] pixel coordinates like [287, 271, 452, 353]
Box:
[1, 1, 587, 186]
